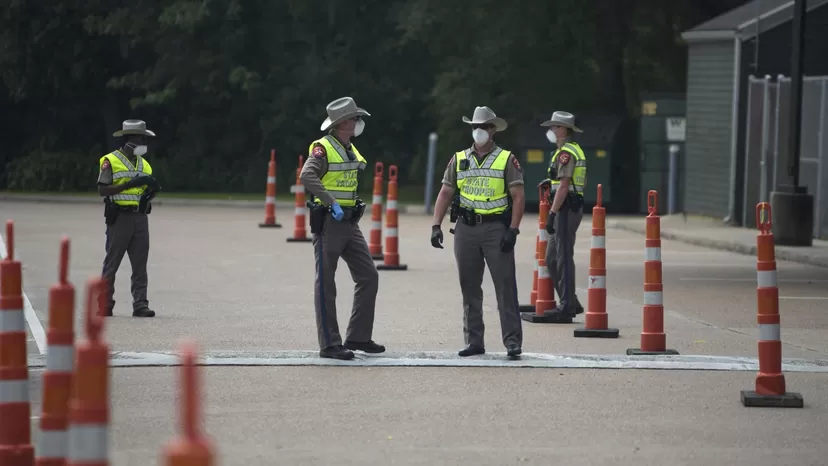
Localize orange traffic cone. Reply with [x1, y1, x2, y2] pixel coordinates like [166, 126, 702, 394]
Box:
[518, 186, 544, 313]
[368, 162, 385, 260]
[522, 184, 570, 324]
[741, 202, 803, 408]
[67, 277, 110, 466]
[376, 165, 408, 271]
[162, 339, 216, 465]
[259, 149, 282, 228]
[286, 154, 312, 243]
[627, 190, 678, 355]
[36, 237, 76, 466]
[0, 220, 35, 466]
[574, 184, 619, 338]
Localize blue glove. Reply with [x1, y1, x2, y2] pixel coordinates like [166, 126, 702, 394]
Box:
[331, 202, 344, 221]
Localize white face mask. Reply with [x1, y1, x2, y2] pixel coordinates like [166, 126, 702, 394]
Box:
[472, 128, 490, 145]
[546, 129, 556, 144]
[353, 119, 365, 137]
[133, 145, 147, 156]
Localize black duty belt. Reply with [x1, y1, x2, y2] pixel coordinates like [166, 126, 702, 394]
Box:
[459, 212, 506, 226]
[113, 205, 142, 213]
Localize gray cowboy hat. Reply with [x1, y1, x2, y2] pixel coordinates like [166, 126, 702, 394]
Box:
[320, 97, 371, 131]
[461, 106, 508, 132]
[112, 119, 156, 137]
[540, 111, 582, 132]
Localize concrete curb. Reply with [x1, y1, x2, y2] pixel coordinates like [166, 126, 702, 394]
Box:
[0, 193, 425, 215]
[607, 220, 828, 269]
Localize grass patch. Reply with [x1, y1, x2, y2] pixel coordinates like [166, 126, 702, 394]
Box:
[3, 185, 430, 204]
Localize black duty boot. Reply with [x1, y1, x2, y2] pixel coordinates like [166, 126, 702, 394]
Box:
[506, 344, 522, 359]
[575, 303, 585, 315]
[320, 345, 355, 360]
[133, 308, 156, 317]
[344, 340, 386, 354]
[458, 345, 485, 357]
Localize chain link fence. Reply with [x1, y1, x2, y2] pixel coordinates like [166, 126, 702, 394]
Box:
[744, 74, 828, 239]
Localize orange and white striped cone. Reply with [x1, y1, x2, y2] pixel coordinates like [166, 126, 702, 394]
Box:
[741, 202, 803, 408]
[368, 162, 385, 260]
[518, 196, 542, 313]
[627, 191, 678, 355]
[67, 277, 110, 466]
[376, 165, 408, 271]
[162, 339, 216, 466]
[286, 154, 312, 243]
[258, 149, 282, 229]
[0, 220, 35, 466]
[36, 237, 76, 466]
[522, 185, 569, 324]
[574, 184, 619, 338]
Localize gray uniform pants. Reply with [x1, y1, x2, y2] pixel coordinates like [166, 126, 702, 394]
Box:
[312, 216, 379, 350]
[453, 221, 523, 349]
[545, 204, 584, 312]
[102, 211, 150, 312]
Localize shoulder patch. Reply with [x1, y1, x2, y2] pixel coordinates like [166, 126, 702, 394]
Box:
[101, 159, 111, 170]
[558, 152, 571, 165]
[311, 144, 326, 158]
[511, 156, 522, 171]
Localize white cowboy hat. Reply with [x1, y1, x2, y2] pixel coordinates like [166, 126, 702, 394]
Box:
[461, 106, 507, 131]
[320, 97, 371, 131]
[112, 119, 156, 137]
[540, 111, 582, 132]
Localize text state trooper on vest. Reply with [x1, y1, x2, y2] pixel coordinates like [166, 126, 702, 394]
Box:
[539, 111, 587, 320]
[300, 97, 384, 361]
[97, 119, 161, 318]
[430, 106, 525, 359]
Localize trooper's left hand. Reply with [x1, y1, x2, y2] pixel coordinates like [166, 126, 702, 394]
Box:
[500, 227, 519, 252]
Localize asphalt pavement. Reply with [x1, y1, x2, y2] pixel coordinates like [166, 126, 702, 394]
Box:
[3, 200, 828, 465]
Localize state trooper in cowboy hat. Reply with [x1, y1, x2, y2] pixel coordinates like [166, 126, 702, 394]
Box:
[540, 110, 588, 320]
[430, 105, 526, 359]
[97, 119, 161, 318]
[300, 97, 385, 360]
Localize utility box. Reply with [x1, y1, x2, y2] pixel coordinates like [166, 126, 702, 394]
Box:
[516, 113, 637, 212]
[638, 94, 687, 214]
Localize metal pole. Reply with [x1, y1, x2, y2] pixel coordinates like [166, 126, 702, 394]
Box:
[788, 0, 806, 186]
[424, 132, 438, 214]
[668, 144, 680, 215]
[760, 75, 771, 202]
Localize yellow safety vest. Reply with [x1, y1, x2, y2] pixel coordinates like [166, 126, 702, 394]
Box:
[99, 150, 153, 207]
[308, 135, 367, 207]
[547, 141, 587, 196]
[455, 147, 511, 215]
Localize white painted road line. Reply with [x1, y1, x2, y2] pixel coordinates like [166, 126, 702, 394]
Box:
[56, 350, 828, 373]
[0, 234, 47, 355]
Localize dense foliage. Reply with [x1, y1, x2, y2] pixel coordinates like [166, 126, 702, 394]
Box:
[0, 0, 747, 194]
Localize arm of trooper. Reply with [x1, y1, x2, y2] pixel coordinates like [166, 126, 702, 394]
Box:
[432, 155, 457, 226]
[300, 143, 337, 206]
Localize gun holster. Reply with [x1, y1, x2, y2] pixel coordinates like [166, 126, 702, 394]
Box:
[104, 198, 118, 225]
[307, 200, 328, 234]
[138, 189, 157, 215]
[351, 199, 366, 224]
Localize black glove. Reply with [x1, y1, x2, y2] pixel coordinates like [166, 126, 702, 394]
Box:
[500, 227, 519, 252]
[431, 225, 444, 249]
[546, 211, 556, 235]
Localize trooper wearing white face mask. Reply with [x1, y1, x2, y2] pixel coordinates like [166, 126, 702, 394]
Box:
[97, 119, 161, 318]
[430, 106, 526, 359]
[300, 97, 384, 361]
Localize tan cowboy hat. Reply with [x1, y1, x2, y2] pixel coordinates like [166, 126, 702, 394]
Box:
[462, 106, 507, 131]
[540, 111, 582, 132]
[112, 119, 156, 137]
[320, 97, 371, 131]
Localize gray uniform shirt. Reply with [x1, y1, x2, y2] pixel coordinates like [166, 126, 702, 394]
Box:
[300, 135, 360, 206]
[441, 144, 524, 188]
